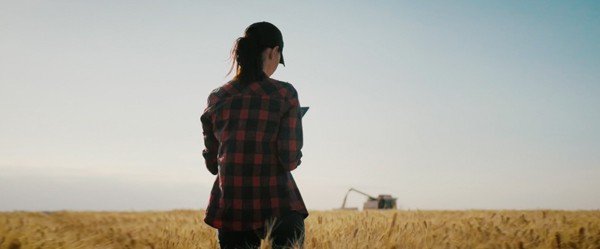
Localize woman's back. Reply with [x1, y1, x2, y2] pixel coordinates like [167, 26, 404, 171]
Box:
[201, 78, 307, 231]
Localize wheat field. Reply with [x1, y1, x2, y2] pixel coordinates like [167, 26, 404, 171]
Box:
[1, 210, 599, 249]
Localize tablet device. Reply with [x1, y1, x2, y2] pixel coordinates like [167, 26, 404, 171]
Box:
[301, 107, 309, 117]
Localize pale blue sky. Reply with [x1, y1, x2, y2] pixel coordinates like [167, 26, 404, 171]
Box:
[1, 1, 599, 211]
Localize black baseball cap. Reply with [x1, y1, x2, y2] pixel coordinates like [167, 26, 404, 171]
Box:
[245, 22, 285, 66]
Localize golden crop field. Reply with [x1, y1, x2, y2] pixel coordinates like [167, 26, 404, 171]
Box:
[1, 210, 599, 249]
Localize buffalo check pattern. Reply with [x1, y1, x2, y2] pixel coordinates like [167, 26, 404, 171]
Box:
[201, 78, 307, 231]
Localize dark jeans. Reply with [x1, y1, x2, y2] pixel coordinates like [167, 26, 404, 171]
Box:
[218, 211, 305, 249]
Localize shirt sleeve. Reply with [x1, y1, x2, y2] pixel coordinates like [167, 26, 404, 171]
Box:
[277, 87, 303, 171]
[201, 93, 219, 175]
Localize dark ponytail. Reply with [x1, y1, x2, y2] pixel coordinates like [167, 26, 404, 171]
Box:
[227, 22, 285, 83]
[233, 35, 265, 83]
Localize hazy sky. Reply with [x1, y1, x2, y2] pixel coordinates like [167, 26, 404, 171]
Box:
[1, 1, 599, 211]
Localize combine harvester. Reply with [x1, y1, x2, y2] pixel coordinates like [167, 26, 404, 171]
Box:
[339, 188, 397, 210]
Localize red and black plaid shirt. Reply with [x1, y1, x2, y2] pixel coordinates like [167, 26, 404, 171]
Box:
[201, 78, 308, 231]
